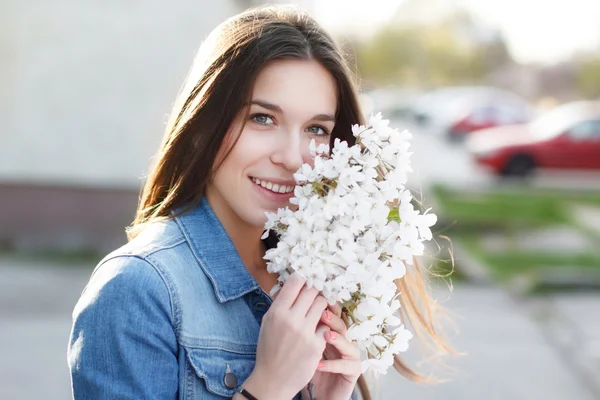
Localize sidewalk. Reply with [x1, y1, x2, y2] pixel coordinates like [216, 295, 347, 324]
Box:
[0, 257, 93, 400]
[373, 283, 598, 400]
[531, 292, 600, 399]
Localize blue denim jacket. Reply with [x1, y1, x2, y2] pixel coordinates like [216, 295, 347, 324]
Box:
[68, 198, 305, 399]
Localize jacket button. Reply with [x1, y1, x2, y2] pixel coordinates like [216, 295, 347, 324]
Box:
[224, 372, 238, 389]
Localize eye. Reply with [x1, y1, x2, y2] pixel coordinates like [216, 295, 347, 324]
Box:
[306, 125, 330, 137]
[250, 113, 275, 126]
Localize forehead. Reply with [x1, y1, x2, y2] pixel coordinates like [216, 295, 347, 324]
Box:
[251, 59, 337, 116]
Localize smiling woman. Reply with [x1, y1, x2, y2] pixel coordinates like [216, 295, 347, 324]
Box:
[207, 59, 337, 228]
[67, 5, 453, 400]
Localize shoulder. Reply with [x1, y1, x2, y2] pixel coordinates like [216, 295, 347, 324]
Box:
[109, 219, 186, 260]
[86, 219, 189, 301]
[74, 218, 204, 331]
[75, 255, 173, 323]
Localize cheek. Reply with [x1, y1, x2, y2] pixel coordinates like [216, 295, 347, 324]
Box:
[302, 150, 316, 167]
[216, 129, 273, 179]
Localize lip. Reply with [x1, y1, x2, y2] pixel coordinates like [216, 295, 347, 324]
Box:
[249, 177, 295, 205]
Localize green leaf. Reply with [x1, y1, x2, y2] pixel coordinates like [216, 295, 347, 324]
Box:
[388, 208, 400, 222]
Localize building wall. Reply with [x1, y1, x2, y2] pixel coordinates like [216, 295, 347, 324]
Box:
[0, 0, 240, 188]
[0, 0, 243, 253]
[0, 183, 138, 254]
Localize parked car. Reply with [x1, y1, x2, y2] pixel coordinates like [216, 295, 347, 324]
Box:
[411, 87, 474, 126]
[466, 101, 600, 177]
[410, 86, 533, 139]
[445, 101, 532, 141]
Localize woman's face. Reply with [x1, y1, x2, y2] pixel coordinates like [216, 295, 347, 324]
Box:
[206, 59, 337, 229]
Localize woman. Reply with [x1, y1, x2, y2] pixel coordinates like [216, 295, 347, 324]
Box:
[67, 5, 452, 399]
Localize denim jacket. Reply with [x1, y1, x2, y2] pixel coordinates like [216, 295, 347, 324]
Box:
[68, 197, 305, 399]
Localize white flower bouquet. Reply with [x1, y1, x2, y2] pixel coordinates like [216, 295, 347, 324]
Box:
[262, 113, 437, 374]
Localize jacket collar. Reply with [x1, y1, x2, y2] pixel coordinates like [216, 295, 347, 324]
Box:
[174, 197, 261, 303]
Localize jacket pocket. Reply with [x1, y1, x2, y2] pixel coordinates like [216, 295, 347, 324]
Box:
[185, 345, 256, 398]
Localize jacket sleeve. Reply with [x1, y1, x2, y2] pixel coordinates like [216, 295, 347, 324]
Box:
[67, 255, 179, 399]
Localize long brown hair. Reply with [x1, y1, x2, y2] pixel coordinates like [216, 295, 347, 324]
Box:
[128, 5, 454, 399]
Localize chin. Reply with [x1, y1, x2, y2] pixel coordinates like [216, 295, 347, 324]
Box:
[243, 209, 270, 228]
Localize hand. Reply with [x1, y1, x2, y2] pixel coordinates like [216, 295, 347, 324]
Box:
[305, 303, 361, 400]
[245, 275, 330, 400]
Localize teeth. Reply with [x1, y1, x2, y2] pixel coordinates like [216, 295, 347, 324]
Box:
[251, 178, 294, 194]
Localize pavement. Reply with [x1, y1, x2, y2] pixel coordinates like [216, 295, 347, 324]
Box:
[374, 284, 599, 400]
[0, 257, 92, 400]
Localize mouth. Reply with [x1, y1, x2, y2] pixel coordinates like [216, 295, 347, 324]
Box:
[250, 177, 295, 195]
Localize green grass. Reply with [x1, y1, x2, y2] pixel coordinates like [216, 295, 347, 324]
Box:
[432, 185, 600, 230]
[432, 184, 600, 203]
[431, 185, 600, 284]
[460, 235, 600, 280]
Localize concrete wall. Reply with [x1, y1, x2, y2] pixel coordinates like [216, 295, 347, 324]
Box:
[0, 0, 242, 253]
[0, 0, 240, 188]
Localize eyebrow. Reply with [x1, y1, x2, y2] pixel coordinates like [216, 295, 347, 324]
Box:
[250, 99, 336, 122]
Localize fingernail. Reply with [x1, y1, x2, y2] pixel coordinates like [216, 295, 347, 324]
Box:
[325, 310, 332, 320]
[329, 331, 337, 340]
[318, 361, 325, 369]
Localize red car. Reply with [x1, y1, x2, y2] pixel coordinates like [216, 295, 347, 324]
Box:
[466, 101, 600, 176]
[447, 102, 532, 141]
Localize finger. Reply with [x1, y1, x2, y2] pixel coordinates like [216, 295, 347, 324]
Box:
[320, 309, 348, 336]
[314, 323, 330, 349]
[306, 296, 329, 327]
[291, 286, 320, 316]
[272, 274, 306, 310]
[324, 330, 360, 360]
[317, 359, 362, 378]
[315, 323, 331, 338]
[328, 303, 343, 318]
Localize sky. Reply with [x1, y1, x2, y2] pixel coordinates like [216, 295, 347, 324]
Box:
[314, 0, 600, 65]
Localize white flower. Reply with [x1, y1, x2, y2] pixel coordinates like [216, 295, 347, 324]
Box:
[347, 319, 379, 342]
[263, 113, 434, 374]
[309, 138, 330, 157]
[361, 351, 395, 374]
[390, 324, 413, 352]
[417, 208, 438, 240]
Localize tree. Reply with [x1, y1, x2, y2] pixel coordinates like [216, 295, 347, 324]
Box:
[353, 11, 510, 87]
[577, 57, 600, 99]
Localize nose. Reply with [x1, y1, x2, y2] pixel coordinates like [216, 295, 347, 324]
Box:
[270, 129, 304, 172]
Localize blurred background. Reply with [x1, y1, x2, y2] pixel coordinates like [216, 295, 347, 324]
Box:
[1, 0, 600, 398]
